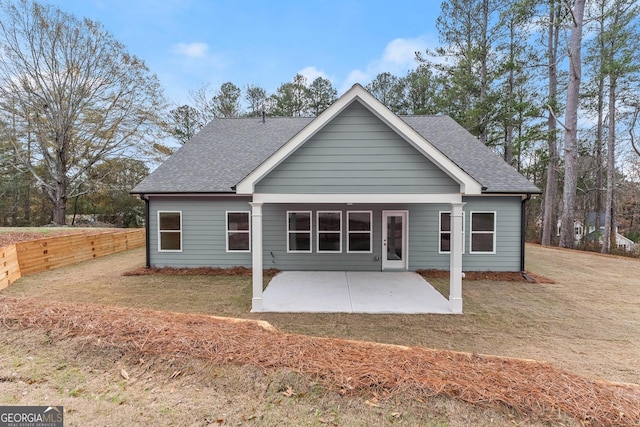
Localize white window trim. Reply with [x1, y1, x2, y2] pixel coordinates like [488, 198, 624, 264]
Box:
[226, 211, 251, 252]
[438, 211, 465, 254]
[158, 210, 182, 252]
[316, 211, 342, 253]
[347, 211, 373, 253]
[469, 211, 496, 254]
[287, 211, 312, 253]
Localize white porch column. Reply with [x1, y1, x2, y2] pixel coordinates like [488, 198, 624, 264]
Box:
[449, 202, 465, 313]
[249, 202, 264, 312]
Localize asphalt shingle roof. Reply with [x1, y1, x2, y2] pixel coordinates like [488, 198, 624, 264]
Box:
[131, 114, 540, 195]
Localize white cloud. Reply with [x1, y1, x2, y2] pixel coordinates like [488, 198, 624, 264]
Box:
[171, 42, 209, 58]
[381, 37, 429, 70]
[339, 35, 437, 93]
[297, 66, 329, 84]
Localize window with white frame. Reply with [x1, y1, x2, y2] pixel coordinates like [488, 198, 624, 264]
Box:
[439, 211, 465, 253]
[470, 212, 496, 253]
[317, 211, 341, 252]
[287, 211, 312, 252]
[347, 211, 372, 252]
[158, 211, 182, 251]
[226, 211, 250, 252]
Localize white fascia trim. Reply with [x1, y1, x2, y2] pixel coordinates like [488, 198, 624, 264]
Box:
[236, 84, 483, 195]
[253, 193, 463, 204]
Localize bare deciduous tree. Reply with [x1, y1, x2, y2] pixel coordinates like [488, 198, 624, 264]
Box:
[0, 0, 165, 225]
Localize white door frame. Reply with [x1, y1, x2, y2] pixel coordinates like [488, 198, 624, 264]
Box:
[382, 210, 408, 270]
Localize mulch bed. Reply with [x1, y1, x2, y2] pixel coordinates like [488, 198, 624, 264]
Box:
[123, 266, 280, 277]
[418, 269, 554, 283]
[124, 266, 553, 283]
[1, 296, 637, 426]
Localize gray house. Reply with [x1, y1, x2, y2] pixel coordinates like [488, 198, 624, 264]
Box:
[131, 84, 540, 313]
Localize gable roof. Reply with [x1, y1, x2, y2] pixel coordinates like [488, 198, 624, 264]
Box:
[131, 84, 540, 195]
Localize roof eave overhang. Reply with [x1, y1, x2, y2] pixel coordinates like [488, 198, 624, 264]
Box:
[130, 191, 240, 197]
[235, 84, 483, 196]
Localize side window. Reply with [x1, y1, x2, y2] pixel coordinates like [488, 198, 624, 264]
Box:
[470, 212, 496, 253]
[317, 211, 341, 253]
[439, 211, 465, 253]
[158, 211, 182, 251]
[287, 211, 312, 252]
[227, 211, 250, 252]
[347, 211, 372, 253]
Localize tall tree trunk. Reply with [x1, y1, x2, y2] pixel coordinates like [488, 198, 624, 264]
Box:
[541, 0, 560, 246]
[602, 77, 617, 253]
[505, 18, 515, 166]
[593, 2, 606, 241]
[559, 0, 586, 249]
[51, 178, 68, 225]
[479, 0, 489, 146]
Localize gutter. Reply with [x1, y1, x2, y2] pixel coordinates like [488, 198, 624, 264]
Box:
[139, 194, 150, 268]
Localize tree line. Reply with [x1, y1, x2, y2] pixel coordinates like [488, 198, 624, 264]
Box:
[0, 0, 639, 255]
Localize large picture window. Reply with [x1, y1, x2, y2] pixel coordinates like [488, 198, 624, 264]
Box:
[158, 211, 182, 251]
[226, 211, 250, 252]
[317, 211, 341, 252]
[470, 212, 496, 253]
[439, 211, 465, 254]
[287, 211, 312, 252]
[347, 211, 372, 253]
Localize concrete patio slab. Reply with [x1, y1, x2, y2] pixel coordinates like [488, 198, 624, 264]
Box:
[260, 271, 453, 314]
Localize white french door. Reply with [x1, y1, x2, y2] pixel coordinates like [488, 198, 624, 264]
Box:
[382, 210, 408, 270]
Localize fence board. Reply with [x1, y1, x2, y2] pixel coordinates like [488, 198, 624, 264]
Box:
[0, 244, 21, 290]
[10, 229, 145, 279]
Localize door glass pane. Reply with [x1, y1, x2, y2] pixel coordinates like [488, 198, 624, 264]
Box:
[387, 215, 403, 261]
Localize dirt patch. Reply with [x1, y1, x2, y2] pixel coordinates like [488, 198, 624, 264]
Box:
[1, 296, 637, 426]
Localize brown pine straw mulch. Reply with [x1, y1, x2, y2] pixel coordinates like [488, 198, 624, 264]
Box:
[125, 266, 553, 283]
[1, 296, 638, 426]
[123, 266, 280, 277]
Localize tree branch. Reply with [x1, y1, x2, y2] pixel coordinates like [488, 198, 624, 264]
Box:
[546, 104, 569, 131]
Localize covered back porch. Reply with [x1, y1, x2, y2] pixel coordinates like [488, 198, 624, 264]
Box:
[248, 197, 466, 314]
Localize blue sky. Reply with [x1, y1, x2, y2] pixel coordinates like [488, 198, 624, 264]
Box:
[50, 0, 442, 105]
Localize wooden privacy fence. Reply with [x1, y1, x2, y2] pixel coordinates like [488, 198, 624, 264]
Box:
[0, 229, 145, 289]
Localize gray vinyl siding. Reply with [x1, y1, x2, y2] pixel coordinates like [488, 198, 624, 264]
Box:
[148, 196, 522, 272]
[263, 197, 522, 272]
[255, 102, 460, 194]
[460, 196, 522, 271]
[148, 196, 253, 268]
[263, 204, 384, 271]
[409, 196, 522, 272]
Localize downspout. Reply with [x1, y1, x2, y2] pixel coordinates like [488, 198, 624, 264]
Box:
[140, 194, 150, 268]
[521, 194, 533, 280]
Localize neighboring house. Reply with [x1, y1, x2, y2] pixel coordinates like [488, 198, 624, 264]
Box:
[131, 84, 540, 312]
[557, 213, 637, 252]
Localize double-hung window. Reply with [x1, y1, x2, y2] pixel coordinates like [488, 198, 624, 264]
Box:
[347, 211, 372, 253]
[439, 211, 465, 253]
[226, 211, 250, 252]
[158, 211, 182, 251]
[317, 211, 341, 252]
[470, 212, 496, 253]
[287, 211, 312, 252]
